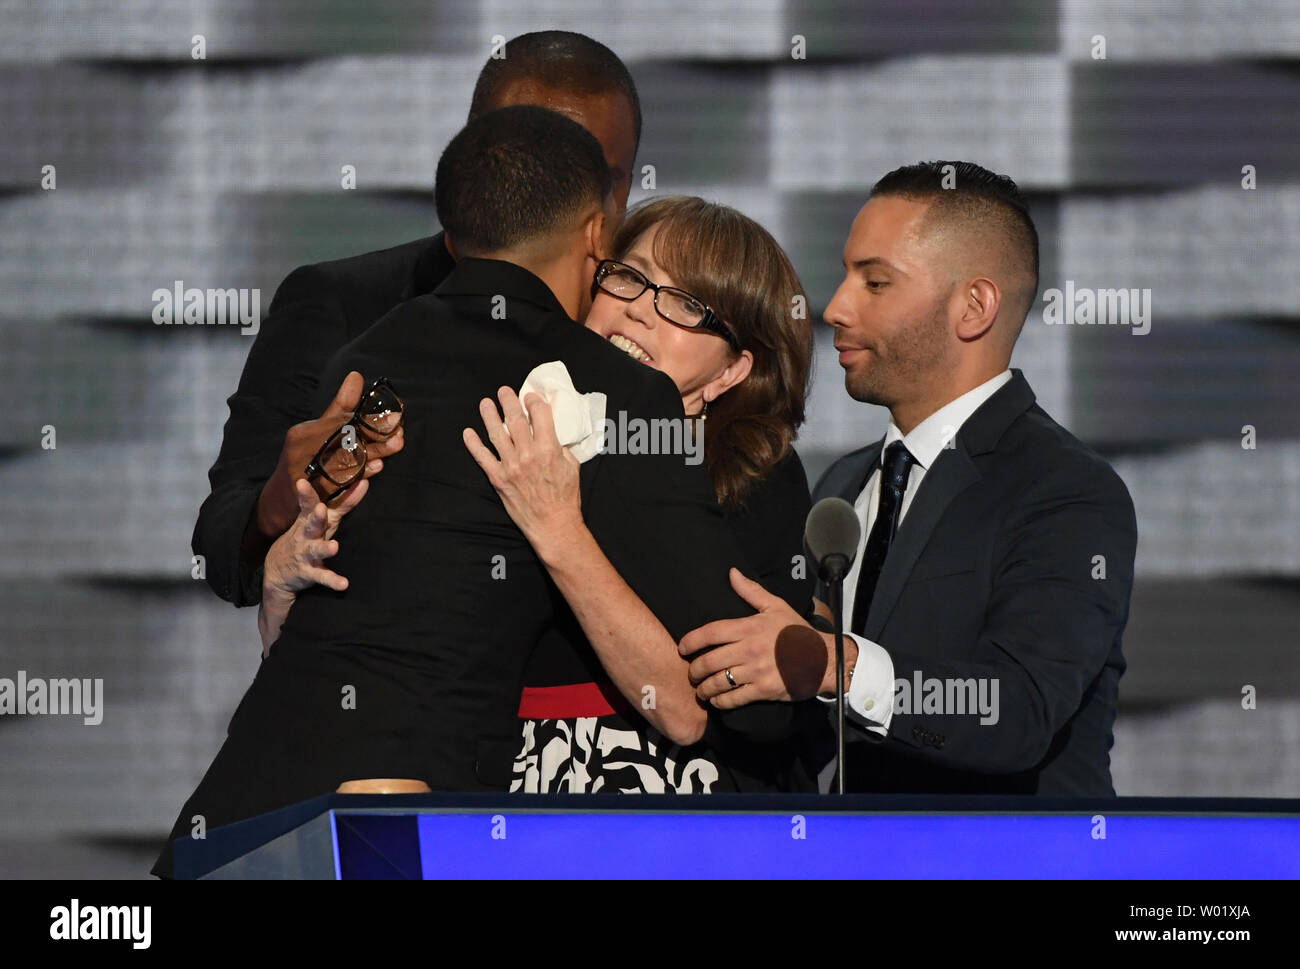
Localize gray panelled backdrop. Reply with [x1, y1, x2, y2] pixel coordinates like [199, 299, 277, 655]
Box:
[1, 0, 1297, 877]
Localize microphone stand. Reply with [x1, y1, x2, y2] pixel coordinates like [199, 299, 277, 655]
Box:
[806, 496, 861, 798]
[825, 558, 849, 795]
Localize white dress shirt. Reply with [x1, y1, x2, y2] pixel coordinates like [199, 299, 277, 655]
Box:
[824, 370, 1013, 739]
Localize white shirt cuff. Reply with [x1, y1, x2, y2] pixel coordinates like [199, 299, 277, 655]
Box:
[817, 634, 894, 738]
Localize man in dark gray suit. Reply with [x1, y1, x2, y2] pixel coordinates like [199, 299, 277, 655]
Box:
[680, 161, 1137, 795]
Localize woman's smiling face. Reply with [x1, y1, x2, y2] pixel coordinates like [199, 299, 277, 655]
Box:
[584, 224, 748, 415]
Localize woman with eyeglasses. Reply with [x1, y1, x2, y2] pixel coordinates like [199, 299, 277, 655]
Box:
[261, 196, 823, 793]
[464, 195, 823, 793]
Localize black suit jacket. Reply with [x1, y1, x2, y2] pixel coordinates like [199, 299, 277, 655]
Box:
[279, 257, 797, 789]
[813, 370, 1137, 795]
[192, 234, 454, 606]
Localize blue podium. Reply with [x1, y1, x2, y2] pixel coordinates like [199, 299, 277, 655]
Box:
[171, 794, 1300, 879]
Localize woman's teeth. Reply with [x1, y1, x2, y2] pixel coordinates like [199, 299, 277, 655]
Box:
[609, 333, 651, 362]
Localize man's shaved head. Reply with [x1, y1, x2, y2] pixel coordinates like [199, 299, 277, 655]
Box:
[825, 161, 1040, 433]
[869, 161, 1039, 348]
[467, 31, 640, 211]
[468, 31, 642, 147]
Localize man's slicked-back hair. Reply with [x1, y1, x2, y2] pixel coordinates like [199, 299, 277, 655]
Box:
[468, 31, 642, 146]
[434, 105, 612, 258]
[871, 161, 1040, 323]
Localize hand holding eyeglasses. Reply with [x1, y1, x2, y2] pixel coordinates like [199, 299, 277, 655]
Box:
[304, 374, 405, 502]
[252, 371, 406, 545]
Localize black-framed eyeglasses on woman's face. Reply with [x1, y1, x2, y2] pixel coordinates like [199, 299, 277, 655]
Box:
[594, 259, 741, 351]
[304, 376, 404, 502]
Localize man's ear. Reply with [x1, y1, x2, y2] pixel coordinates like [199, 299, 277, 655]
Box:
[444, 234, 459, 261]
[587, 191, 620, 261]
[582, 206, 610, 263]
[955, 276, 999, 342]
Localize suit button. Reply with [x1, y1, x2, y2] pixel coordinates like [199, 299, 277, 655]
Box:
[912, 726, 924, 741]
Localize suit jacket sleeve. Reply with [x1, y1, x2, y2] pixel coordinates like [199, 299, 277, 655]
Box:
[191, 264, 348, 606]
[879, 454, 1137, 774]
[581, 369, 800, 742]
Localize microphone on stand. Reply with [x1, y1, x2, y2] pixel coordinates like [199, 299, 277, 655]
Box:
[804, 497, 861, 795]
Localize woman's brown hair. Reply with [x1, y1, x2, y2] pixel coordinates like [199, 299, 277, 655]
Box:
[612, 196, 813, 507]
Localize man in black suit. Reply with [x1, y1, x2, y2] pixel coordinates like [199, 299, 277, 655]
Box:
[153, 105, 790, 877]
[680, 161, 1137, 795]
[193, 31, 640, 608]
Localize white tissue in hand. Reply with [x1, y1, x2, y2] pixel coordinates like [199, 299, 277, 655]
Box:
[518, 361, 607, 463]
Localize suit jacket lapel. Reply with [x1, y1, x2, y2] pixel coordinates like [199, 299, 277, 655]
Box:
[861, 443, 980, 641]
[842, 442, 882, 502]
[819, 435, 976, 640]
[858, 370, 1039, 640]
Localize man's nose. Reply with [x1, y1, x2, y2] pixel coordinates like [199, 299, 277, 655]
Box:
[823, 284, 850, 328]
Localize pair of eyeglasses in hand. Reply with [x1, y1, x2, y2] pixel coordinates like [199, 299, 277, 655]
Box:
[304, 376, 404, 502]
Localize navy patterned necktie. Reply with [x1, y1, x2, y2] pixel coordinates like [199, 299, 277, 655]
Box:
[852, 441, 917, 634]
